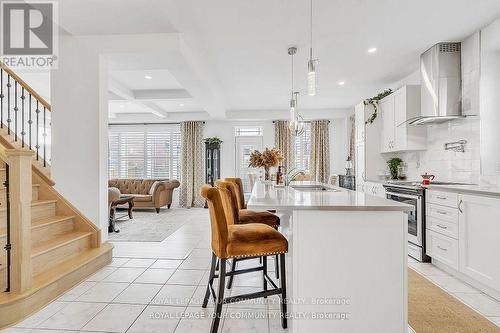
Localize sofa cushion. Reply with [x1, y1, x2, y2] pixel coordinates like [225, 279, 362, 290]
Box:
[124, 194, 153, 202]
[109, 179, 161, 195]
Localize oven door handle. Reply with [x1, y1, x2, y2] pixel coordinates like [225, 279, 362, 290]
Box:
[385, 191, 420, 200]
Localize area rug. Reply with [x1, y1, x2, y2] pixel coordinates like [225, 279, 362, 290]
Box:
[408, 268, 500, 333]
[108, 208, 195, 242]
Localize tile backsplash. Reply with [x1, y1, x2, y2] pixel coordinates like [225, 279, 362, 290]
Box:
[396, 117, 482, 184]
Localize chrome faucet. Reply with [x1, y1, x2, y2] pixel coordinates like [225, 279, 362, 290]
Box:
[284, 168, 306, 186]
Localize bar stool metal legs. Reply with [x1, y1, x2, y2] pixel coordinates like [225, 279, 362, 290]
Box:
[202, 253, 288, 332]
[211, 258, 226, 333]
[226, 259, 237, 289]
[203, 253, 218, 308]
[279, 253, 288, 329]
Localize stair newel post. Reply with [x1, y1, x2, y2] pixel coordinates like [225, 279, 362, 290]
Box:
[5, 149, 34, 293]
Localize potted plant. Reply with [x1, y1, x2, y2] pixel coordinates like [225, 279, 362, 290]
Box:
[248, 148, 283, 181]
[204, 137, 223, 148]
[387, 157, 403, 180]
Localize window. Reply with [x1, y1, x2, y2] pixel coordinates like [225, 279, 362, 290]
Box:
[294, 122, 311, 172]
[108, 124, 181, 179]
[235, 126, 263, 137]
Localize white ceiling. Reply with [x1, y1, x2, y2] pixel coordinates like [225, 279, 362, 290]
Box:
[58, 0, 500, 121]
[59, 0, 177, 35]
[109, 70, 183, 90]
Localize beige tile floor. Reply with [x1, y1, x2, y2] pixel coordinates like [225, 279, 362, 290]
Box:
[1, 208, 499, 333]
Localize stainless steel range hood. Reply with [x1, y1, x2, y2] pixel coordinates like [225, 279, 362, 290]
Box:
[407, 42, 465, 125]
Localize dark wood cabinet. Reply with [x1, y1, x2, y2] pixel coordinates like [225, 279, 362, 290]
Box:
[205, 143, 221, 186]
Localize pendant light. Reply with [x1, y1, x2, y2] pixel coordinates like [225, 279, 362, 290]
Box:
[288, 47, 305, 136]
[307, 0, 317, 96]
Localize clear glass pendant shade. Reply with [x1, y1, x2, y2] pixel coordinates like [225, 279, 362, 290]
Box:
[307, 59, 316, 96]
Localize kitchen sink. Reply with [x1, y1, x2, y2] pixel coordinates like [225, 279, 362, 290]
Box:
[291, 185, 340, 192]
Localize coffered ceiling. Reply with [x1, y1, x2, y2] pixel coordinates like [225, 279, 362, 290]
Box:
[58, 0, 500, 121]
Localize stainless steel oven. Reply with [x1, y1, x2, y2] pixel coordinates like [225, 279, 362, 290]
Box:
[384, 183, 430, 262]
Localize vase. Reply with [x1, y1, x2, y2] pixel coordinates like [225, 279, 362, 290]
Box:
[264, 166, 270, 181]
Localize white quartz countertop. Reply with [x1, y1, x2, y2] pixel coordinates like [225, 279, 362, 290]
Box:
[247, 181, 412, 211]
[372, 178, 500, 197]
[424, 184, 500, 196]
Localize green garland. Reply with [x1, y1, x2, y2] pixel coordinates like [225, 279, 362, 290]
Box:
[363, 89, 393, 124]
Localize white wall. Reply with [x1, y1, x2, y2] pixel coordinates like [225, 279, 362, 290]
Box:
[51, 35, 109, 240]
[51, 33, 192, 240]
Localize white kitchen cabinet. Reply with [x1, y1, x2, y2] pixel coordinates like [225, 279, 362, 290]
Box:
[354, 102, 386, 191]
[458, 194, 500, 291]
[355, 103, 365, 143]
[364, 181, 386, 198]
[355, 141, 365, 190]
[380, 85, 426, 153]
[426, 229, 459, 270]
[379, 96, 395, 152]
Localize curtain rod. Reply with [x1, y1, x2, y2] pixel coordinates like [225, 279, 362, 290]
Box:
[272, 120, 331, 123]
[109, 121, 206, 126]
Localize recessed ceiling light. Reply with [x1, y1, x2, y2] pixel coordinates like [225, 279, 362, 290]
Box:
[119, 104, 125, 108]
[367, 47, 377, 54]
[179, 103, 185, 107]
[338, 81, 345, 86]
[144, 75, 152, 80]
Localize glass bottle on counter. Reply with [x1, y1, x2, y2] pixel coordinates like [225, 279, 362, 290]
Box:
[276, 166, 284, 185]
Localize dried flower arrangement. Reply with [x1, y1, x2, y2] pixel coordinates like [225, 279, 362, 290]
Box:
[248, 148, 283, 180]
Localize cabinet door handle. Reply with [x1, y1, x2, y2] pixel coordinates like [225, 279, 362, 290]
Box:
[436, 196, 447, 200]
[437, 211, 447, 215]
[458, 199, 463, 213]
[437, 246, 448, 252]
[436, 224, 448, 229]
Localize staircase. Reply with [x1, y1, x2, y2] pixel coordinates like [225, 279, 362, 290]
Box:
[0, 63, 112, 328]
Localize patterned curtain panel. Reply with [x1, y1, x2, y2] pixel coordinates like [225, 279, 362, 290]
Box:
[311, 120, 330, 183]
[349, 114, 356, 172]
[273, 120, 294, 172]
[179, 121, 205, 208]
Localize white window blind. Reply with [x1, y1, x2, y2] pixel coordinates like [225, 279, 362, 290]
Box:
[235, 126, 263, 136]
[109, 124, 181, 179]
[294, 122, 312, 172]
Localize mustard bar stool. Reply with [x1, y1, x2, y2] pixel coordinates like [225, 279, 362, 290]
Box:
[201, 184, 288, 333]
[215, 178, 280, 289]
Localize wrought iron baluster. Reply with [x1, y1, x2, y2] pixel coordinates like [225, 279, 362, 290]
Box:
[0, 68, 3, 128]
[7, 76, 10, 135]
[35, 101, 39, 161]
[21, 87, 25, 147]
[43, 106, 46, 167]
[4, 164, 11, 292]
[14, 82, 17, 141]
[28, 94, 32, 150]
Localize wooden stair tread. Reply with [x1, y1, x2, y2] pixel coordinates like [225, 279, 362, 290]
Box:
[31, 199, 57, 207]
[0, 215, 73, 239]
[31, 215, 74, 228]
[0, 184, 40, 190]
[0, 200, 56, 213]
[31, 231, 92, 258]
[0, 242, 113, 305]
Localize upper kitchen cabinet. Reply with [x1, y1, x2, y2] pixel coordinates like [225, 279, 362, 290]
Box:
[480, 18, 500, 176]
[380, 85, 426, 153]
[355, 102, 386, 185]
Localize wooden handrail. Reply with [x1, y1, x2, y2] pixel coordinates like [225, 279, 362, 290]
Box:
[0, 62, 51, 112]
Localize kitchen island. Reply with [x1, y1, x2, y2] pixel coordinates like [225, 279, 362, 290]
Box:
[247, 181, 412, 333]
